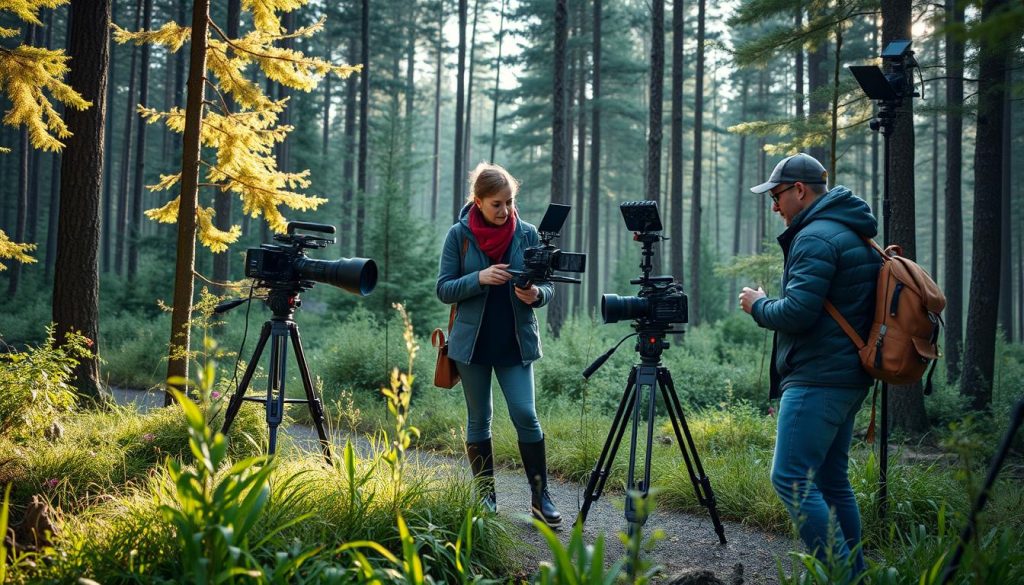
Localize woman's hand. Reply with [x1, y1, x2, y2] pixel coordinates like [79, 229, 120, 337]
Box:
[479, 263, 512, 286]
[514, 283, 540, 305]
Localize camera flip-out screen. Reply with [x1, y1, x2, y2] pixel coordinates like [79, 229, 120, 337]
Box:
[848, 65, 899, 101]
[538, 203, 572, 234]
[620, 200, 663, 232]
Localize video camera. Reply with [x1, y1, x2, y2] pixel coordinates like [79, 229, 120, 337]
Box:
[601, 201, 687, 328]
[245, 221, 377, 296]
[507, 203, 586, 288]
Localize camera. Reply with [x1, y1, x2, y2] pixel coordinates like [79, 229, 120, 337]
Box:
[600, 201, 688, 327]
[508, 203, 586, 288]
[245, 221, 377, 296]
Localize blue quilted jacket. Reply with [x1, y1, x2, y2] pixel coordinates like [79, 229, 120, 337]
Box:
[751, 186, 881, 399]
[436, 204, 553, 365]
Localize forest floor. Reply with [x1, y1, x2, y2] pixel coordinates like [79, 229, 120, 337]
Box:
[111, 387, 796, 584]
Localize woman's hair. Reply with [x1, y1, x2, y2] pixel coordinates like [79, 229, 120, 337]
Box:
[466, 162, 520, 203]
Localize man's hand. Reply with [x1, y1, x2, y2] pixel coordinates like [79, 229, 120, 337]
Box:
[479, 263, 511, 286]
[739, 286, 766, 314]
[514, 283, 541, 304]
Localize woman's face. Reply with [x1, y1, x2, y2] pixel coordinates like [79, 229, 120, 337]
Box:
[475, 188, 514, 226]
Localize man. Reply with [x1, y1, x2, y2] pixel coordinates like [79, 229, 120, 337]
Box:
[738, 153, 879, 576]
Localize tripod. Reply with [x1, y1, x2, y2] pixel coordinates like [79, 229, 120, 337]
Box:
[221, 286, 333, 464]
[576, 327, 727, 544]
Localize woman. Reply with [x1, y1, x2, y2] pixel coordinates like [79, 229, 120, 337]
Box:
[435, 162, 561, 527]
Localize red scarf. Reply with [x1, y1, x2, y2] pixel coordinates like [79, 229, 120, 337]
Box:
[469, 205, 517, 262]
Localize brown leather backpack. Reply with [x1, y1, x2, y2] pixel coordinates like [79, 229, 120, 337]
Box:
[825, 239, 946, 392]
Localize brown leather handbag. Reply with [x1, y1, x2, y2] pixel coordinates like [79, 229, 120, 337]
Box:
[432, 237, 469, 388]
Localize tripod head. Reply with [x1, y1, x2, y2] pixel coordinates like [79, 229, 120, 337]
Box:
[849, 39, 922, 137]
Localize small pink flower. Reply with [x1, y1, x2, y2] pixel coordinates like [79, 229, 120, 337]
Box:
[83, 337, 94, 348]
[143, 433, 156, 442]
[767, 406, 776, 418]
[211, 391, 221, 400]
[45, 478, 59, 488]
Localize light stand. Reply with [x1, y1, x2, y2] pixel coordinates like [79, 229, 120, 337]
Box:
[849, 39, 920, 520]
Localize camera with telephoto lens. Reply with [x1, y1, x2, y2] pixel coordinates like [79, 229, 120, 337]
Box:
[601, 201, 688, 326]
[507, 203, 587, 288]
[245, 221, 377, 296]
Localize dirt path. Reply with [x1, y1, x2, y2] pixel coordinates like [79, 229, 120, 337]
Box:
[111, 387, 795, 583]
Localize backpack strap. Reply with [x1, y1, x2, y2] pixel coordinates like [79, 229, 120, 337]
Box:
[824, 299, 866, 349]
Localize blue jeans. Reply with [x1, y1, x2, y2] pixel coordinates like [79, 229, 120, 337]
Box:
[456, 361, 543, 443]
[771, 385, 868, 576]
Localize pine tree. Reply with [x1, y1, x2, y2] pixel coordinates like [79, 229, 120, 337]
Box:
[114, 0, 359, 400]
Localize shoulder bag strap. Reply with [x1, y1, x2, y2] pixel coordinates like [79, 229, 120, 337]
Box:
[447, 237, 470, 333]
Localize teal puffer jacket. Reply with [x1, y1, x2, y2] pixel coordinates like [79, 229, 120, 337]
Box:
[436, 204, 553, 365]
[751, 186, 881, 398]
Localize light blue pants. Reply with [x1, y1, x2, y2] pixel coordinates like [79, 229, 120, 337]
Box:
[771, 385, 868, 576]
[455, 361, 543, 444]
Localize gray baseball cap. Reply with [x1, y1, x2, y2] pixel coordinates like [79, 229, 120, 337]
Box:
[749, 153, 828, 194]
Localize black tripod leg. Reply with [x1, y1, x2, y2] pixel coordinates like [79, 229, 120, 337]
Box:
[265, 323, 289, 456]
[625, 364, 659, 534]
[659, 368, 727, 544]
[576, 367, 638, 526]
[289, 323, 332, 465]
[222, 322, 272, 435]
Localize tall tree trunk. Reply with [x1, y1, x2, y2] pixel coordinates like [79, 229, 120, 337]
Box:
[8, 129, 28, 297]
[870, 17, 880, 222]
[452, 0, 467, 220]
[795, 2, 804, 119]
[645, 0, 663, 273]
[807, 36, 827, 164]
[356, 0, 369, 255]
[26, 26, 40, 248]
[548, 0, 569, 337]
[164, 0, 209, 404]
[587, 0, 601, 318]
[101, 0, 116, 274]
[211, 0, 239, 290]
[730, 76, 749, 305]
[127, 0, 152, 279]
[343, 33, 357, 248]
[115, 0, 141, 276]
[669, 0, 684, 289]
[489, 0, 507, 164]
[756, 70, 766, 250]
[53, 0, 110, 403]
[45, 11, 62, 280]
[961, 0, 1010, 411]
[943, 0, 965, 384]
[998, 69, 1012, 341]
[930, 11, 940, 280]
[573, 0, 586, 316]
[403, 2, 416, 195]
[828, 24, 841, 184]
[883, 0, 927, 432]
[431, 4, 443, 221]
[689, 0, 705, 325]
[463, 0, 480, 170]
[322, 47, 332, 159]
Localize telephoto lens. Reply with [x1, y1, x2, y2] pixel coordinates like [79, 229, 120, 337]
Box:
[294, 256, 378, 296]
[601, 293, 647, 324]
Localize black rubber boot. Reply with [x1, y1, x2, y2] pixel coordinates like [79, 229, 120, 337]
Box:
[518, 437, 562, 527]
[465, 439, 497, 513]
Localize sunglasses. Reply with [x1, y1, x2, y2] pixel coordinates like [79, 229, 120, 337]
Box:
[769, 184, 797, 204]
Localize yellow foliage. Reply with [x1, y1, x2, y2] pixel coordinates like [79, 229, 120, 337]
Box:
[0, 0, 66, 26]
[112, 22, 192, 52]
[0, 229, 37, 271]
[196, 206, 241, 252]
[242, 0, 307, 33]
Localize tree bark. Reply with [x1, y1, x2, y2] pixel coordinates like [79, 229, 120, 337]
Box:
[689, 0, 705, 325]
[998, 66, 1012, 341]
[669, 0, 683, 295]
[572, 0, 586, 316]
[961, 0, 1010, 411]
[883, 0, 928, 433]
[645, 0, 664, 275]
[452, 0, 467, 220]
[164, 0, 209, 404]
[7, 26, 34, 296]
[26, 26, 40, 247]
[101, 0, 116, 274]
[730, 76, 749, 305]
[431, 4, 443, 221]
[463, 0, 480, 171]
[53, 0, 110, 403]
[343, 32, 357, 248]
[795, 3, 804, 119]
[127, 0, 152, 279]
[356, 0, 369, 255]
[587, 0, 601, 318]
[548, 0, 569, 336]
[807, 36, 827, 164]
